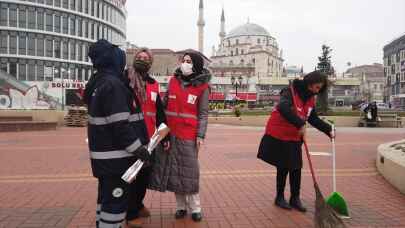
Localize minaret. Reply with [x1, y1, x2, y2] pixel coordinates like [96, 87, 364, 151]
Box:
[219, 8, 226, 43]
[197, 0, 205, 53]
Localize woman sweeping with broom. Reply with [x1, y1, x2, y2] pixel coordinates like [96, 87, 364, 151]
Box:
[257, 71, 334, 212]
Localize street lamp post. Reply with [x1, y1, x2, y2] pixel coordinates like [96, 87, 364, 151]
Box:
[231, 75, 243, 105]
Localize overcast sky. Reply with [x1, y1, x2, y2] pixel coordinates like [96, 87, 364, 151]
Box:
[125, 0, 405, 73]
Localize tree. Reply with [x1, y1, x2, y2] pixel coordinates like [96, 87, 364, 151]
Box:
[316, 44, 334, 114]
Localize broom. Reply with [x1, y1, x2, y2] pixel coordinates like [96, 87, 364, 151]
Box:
[303, 136, 347, 228]
[289, 85, 346, 228]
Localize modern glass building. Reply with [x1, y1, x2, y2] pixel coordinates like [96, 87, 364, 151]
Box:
[0, 0, 127, 109]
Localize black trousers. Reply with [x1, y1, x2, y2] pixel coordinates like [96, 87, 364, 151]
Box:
[276, 167, 301, 198]
[96, 177, 131, 228]
[95, 167, 152, 227]
[125, 166, 152, 221]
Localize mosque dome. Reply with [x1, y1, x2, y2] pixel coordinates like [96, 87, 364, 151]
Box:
[226, 22, 271, 39]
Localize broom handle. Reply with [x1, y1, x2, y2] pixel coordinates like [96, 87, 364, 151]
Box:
[332, 125, 336, 192]
[289, 85, 319, 186]
[303, 139, 318, 185]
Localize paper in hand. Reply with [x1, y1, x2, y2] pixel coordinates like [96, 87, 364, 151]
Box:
[122, 123, 170, 183]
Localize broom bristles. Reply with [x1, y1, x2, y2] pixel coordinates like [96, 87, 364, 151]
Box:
[314, 183, 347, 228]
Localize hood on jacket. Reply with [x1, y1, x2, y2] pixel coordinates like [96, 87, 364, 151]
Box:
[88, 39, 126, 76]
[84, 39, 127, 105]
[174, 67, 211, 87]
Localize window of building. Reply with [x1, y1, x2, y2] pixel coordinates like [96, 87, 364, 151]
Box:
[37, 63, 44, 81]
[28, 35, 35, 55]
[257, 38, 261, 44]
[9, 35, 17, 54]
[236, 39, 239, 45]
[37, 0, 44, 4]
[0, 35, 7, 54]
[37, 11, 44, 30]
[62, 0, 69, 9]
[62, 16, 68, 34]
[69, 65, 76, 80]
[28, 8, 36, 29]
[54, 40, 60, 58]
[44, 63, 53, 81]
[95, 1, 99, 18]
[37, 37, 44, 56]
[46, 13, 53, 31]
[19, 63, 27, 81]
[102, 3, 105, 20]
[77, 18, 82, 37]
[78, 43, 82, 61]
[62, 40, 68, 59]
[90, 0, 94, 16]
[54, 15, 60, 33]
[27, 62, 36, 81]
[78, 0, 82, 12]
[18, 7, 27, 28]
[90, 22, 94, 39]
[9, 7, 17, 27]
[70, 0, 76, 10]
[84, 0, 89, 14]
[70, 41, 76, 60]
[54, 66, 61, 79]
[46, 38, 53, 57]
[84, 43, 89, 62]
[235, 48, 239, 55]
[55, 0, 61, 7]
[0, 5, 7, 26]
[19, 34, 27, 55]
[95, 23, 99, 40]
[230, 51, 233, 56]
[9, 62, 17, 78]
[84, 20, 88, 38]
[70, 17, 76, 36]
[46, 0, 53, 6]
[62, 65, 69, 79]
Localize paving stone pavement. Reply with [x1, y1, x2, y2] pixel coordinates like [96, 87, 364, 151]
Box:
[1, 125, 405, 228]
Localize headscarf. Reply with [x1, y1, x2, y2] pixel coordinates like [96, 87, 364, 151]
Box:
[129, 47, 153, 102]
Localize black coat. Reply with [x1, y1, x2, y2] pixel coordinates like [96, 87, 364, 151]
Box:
[257, 79, 332, 170]
[84, 40, 149, 178]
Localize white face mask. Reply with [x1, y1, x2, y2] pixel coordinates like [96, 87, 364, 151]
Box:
[180, 63, 193, 76]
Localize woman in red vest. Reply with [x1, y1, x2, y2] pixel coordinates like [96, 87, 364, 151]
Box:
[159, 52, 210, 222]
[125, 48, 169, 228]
[257, 71, 335, 212]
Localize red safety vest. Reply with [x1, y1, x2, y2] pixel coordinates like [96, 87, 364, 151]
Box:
[139, 81, 159, 139]
[165, 77, 209, 140]
[265, 87, 315, 141]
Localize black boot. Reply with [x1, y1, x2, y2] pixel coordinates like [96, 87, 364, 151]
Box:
[275, 168, 291, 210]
[289, 197, 307, 212]
[289, 169, 306, 212]
[175, 210, 187, 219]
[275, 194, 292, 210]
[191, 212, 202, 222]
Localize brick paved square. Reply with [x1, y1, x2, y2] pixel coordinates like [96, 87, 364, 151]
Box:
[1, 125, 405, 227]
